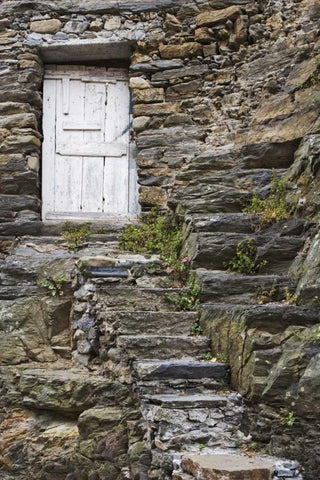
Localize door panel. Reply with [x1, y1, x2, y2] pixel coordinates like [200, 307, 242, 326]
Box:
[42, 65, 136, 221]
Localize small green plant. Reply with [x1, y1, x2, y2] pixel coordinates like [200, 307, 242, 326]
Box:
[41, 275, 67, 296]
[281, 411, 296, 427]
[255, 280, 279, 304]
[284, 287, 298, 305]
[202, 352, 213, 361]
[198, 443, 206, 451]
[61, 222, 92, 250]
[190, 323, 203, 337]
[164, 273, 200, 311]
[119, 208, 183, 267]
[224, 239, 267, 275]
[243, 171, 292, 228]
[216, 352, 228, 363]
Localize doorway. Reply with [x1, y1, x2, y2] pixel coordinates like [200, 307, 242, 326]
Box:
[42, 65, 138, 221]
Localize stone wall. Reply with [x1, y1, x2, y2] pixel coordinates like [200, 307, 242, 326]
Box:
[1, 0, 318, 232]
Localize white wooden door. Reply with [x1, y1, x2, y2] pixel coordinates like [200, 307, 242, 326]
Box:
[42, 65, 138, 221]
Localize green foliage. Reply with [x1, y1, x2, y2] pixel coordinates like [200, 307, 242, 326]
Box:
[255, 280, 279, 304]
[224, 239, 267, 275]
[243, 171, 292, 228]
[164, 273, 200, 311]
[198, 444, 206, 451]
[41, 275, 67, 296]
[284, 287, 298, 305]
[293, 328, 320, 346]
[119, 209, 183, 267]
[202, 352, 213, 361]
[281, 411, 296, 427]
[61, 222, 92, 250]
[190, 323, 203, 337]
[216, 352, 228, 363]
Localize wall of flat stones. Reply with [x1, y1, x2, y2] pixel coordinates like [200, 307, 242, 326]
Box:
[1, 0, 319, 233]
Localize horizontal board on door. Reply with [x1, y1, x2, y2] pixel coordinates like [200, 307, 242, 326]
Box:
[56, 143, 127, 157]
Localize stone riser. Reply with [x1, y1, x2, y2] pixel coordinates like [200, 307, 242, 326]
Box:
[188, 232, 304, 274]
[117, 335, 210, 360]
[196, 272, 297, 305]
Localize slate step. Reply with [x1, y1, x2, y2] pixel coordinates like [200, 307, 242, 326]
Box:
[185, 215, 311, 235]
[180, 454, 276, 480]
[200, 304, 320, 334]
[117, 335, 210, 360]
[184, 213, 258, 234]
[142, 393, 231, 409]
[187, 232, 304, 273]
[133, 360, 228, 382]
[94, 286, 187, 311]
[103, 311, 199, 336]
[196, 270, 297, 304]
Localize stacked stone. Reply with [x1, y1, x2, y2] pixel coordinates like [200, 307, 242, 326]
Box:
[273, 461, 302, 480]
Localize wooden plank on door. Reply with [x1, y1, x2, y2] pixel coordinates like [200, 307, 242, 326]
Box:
[42, 78, 56, 220]
[103, 156, 129, 215]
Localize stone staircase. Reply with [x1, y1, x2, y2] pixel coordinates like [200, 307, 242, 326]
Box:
[0, 212, 311, 480]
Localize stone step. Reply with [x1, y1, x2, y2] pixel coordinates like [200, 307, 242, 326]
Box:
[104, 311, 199, 336]
[185, 213, 258, 234]
[180, 454, 276, 480]
[187, 232, 304, 273]
[133, 360, 228, 382]
[117, 335, 210, 360]
[93, 286, 188, 311]
[142, 393, 232, 409]
[200, 304, 320, 335]
[185, 215, 311, 235]
[196, 270, 297, 304]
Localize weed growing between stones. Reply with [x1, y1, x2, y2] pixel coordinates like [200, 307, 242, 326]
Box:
[164, 273, 200, 311]
[119, 208, 188, 282]
[243, 171, 292, 228]
[41, 275, 67, 296]
[224, 239, 267, 275]
[202, 352, 213, 361]
[284, 287, 298, 305]
[61, 222, 92, 250]
[254, 280, 279, 304]
[190, 323, 203, 337]
[281, 411, 296, 427]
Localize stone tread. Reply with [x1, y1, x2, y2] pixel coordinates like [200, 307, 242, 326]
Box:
[181, 454, 275, 479]
[117, 335, 211, 360]
[104, 311, 199, 336]
[133, 360, 228, 381]
[142, 393, 232, 408]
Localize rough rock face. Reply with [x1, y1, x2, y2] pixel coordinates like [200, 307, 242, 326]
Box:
[0, 0, 320, 479]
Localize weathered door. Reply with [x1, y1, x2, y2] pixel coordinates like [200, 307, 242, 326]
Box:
[42, 65, 138, 221]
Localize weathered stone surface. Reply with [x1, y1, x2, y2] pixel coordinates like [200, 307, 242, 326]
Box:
[196, 7, 241, 27]
[103, 311, 198, 335]
[78, 406, 123, 438]
[134, 102, 179, 116]
[132, 87, 164, 104]
[133, 360, 228, 382]
[181, 454, 274, 480]
[159, 42, 203, 59]
[117, 335, 210, 360]
[17, 368, 131, 414]
[30, 19, 62, 34]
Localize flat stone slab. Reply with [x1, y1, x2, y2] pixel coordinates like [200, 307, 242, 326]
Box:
[144, 394, 230, 408]
[182, 454, 275, 480]
[133, 360, 228, 381]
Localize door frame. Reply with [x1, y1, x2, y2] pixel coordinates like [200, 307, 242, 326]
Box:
[41, 64, 139, 222]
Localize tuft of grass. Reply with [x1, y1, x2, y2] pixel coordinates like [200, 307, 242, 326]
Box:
[164, 273, 200, 311]
[243, 171, 292, 228]
[224, 239, 267, 275]
[119, 208, 183, 267]
[61, 222, 92, 250]
[202, 352, 213, 361]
